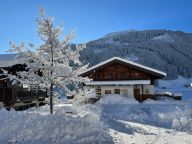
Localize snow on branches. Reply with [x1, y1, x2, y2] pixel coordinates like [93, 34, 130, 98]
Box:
[6, 6, 89, 96]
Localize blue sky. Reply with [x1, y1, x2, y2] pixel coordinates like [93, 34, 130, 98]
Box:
[0, 0, 192, 54]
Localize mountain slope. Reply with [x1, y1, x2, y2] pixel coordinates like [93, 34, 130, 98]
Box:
[80, 30, 192, 79]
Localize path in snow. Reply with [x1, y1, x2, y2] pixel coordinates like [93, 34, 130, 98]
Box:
[109, 121, 192, 144]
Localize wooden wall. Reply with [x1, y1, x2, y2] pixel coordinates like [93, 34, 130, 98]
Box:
[88, 62, 155, 84]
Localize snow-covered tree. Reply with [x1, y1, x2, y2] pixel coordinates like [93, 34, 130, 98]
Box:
[6, 6, 88, 114]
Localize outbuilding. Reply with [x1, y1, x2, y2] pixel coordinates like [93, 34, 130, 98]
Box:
[0, 54, 47, 109]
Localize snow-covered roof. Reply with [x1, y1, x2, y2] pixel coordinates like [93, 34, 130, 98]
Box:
[0, 54, 24, 67]
[81, 57, 166, 77]
[0, 54, 17, 60]
[87, 80, 150, 85]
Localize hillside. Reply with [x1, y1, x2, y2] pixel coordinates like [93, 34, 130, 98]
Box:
[80, 30, 192, 79]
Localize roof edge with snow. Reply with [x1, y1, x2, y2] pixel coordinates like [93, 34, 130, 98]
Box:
[80, 57, 166, 78]
[0, 54, 24, 67]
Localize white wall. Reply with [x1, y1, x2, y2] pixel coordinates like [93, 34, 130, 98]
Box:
[100, 85, 134, 97]
[84, 84, 155, 98]
[143, 85, 154, 95]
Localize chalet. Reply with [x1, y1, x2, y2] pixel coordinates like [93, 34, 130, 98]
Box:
[0, 54, 47, 110]
[80, 57, 166, 101]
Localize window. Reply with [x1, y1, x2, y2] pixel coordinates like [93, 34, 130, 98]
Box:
[96, 88, 101, 96]
[105, 90, 111, 94]
[108, 73, 112, 79]
[120, 72, 125, 78]
[114, 89, 120, 94]
[134, 72, 139, 79]
[125, 73, 129, 79]
[96, 73, 101, 79]
[145, 89, 149, 94]
[121, 72, 128, 79]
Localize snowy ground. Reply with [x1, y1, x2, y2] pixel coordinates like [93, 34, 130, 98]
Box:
[0, 93, 192, 144]
[157, 77, 192, 100]
[98, 95, 192, 144]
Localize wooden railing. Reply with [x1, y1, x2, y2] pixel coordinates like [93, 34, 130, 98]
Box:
[94, 77, 151, 81]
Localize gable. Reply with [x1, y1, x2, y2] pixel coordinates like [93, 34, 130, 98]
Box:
[80, 57, 166, 80]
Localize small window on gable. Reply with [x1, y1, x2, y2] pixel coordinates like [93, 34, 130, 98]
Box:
[122, 72, 125, 77]
[121, 72, 128, 79]
[96, 73, 101, 79]
[145, 89, 149, 94]
[134, 72, 139, 79]
[114, 89, 120, 94]
[105, 90, 111, 94]
[108, 73, 112, 79]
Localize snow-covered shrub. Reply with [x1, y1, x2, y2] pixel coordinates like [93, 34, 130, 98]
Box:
[73, 89, 98, 105]
[172, 119, 181, 130]
[0, 104, 112, 144]
[172, 117, 192, 131]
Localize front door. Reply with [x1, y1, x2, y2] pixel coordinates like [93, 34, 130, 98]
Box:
[134, 89, 140, 101]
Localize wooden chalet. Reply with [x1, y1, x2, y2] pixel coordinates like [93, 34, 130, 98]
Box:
[0, 54, 47, 110]
[80, 57, 166, 101]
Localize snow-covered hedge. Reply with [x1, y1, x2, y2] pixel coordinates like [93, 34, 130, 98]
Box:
[73, 89, 98, 105]
[0, 104, 112, 144]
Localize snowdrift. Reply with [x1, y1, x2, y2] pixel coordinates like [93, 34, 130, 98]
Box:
[97, 96, 192, 133]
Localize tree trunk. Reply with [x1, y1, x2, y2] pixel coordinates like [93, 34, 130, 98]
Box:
[50, 40, 54, 114]
[50, 83, 53, 114]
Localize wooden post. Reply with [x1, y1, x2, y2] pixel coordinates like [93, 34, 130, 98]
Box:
[115, 64, 118, 80]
